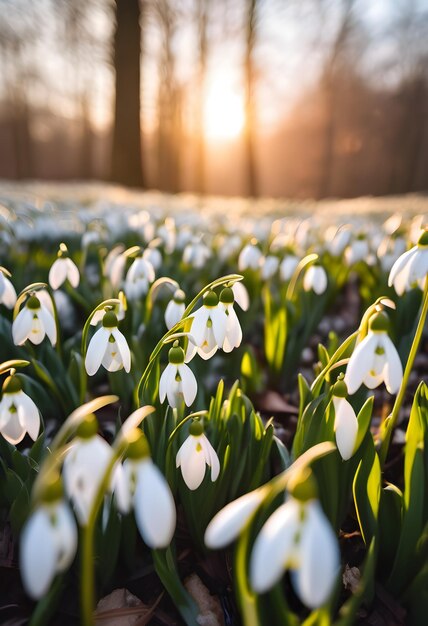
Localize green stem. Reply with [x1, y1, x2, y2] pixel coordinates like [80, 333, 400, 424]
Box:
[134, 274, 242, 406]
[379, 278, 428, 465]
[80, 442, 127, 626]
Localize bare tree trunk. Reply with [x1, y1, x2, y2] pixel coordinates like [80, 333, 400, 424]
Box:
[244, 0, 258, 197]
[111, 0, 144, 187]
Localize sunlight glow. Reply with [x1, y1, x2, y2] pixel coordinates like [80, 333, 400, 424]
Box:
[203, 79, 245, 142]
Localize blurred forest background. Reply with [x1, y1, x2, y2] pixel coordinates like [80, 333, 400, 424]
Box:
[1, 0, 428, 198]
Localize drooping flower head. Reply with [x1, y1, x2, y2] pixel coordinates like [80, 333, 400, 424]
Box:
[0, 373, 40, 445]
[331, 378, 358, 461]
[124, 255, 155, 301]
[12, 293, 57, 346]
[344, 310, 403, 395]
[303, 264, 328, 295]
[114, 430, 176, 548]
[0, 267, 17, 309]
[165, 289, 186, 330]
[48, 243, 80, 290]
[85, 310, 131, 376]
[238, 239, 263, 271]
[62, 414, 113, 526]
[159, 343, 197, 408]
[189, 290, 227, 360]
[218, 287, 242, 353]
[20, 473, 77, 599]
[388, 229, 428, 295]
[176, 420, 220, 490]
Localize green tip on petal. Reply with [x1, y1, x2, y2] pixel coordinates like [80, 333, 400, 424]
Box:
[169, 345, 185, 364]
[75, 413, 99, 439]
[102, 311, 118, 328]
[26, 295, 41, 310]
[203, 290, 218, 307]
[332, 379, 348, 398]
[2, 374, 22, 394]
[219, 287, 234, 304]
[189, 420, 204, 436]
[417, 230, 428, 247]
[369, 310, 390, 332]
[125, 430, 150, 460]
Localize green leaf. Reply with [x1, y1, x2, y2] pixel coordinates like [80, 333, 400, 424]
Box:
[352, 434, 381, 545]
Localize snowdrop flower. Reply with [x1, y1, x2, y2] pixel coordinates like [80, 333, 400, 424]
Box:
[90, 296, 126, 327]
[238, 240, 263, 271]
[303, 265, 327, 295]
[219, 287, 242, 353]
[114, 431, 176, 548]
[388, 230, 428, 295]
[205, 488, 265, 549]
[0, 268, 17, 308]
[332, 379, 358, 461]
[377, 236, 407, 273]
[159, 344, 197, 408]
[345, 235, 369, 266]
[165, 289, 186, 330]
[0, 374, 40, 445]
[279, 255, 299, 282]
[20, 475, 77, 599]
[143, 245, 163, 271]
[183, 238, 211, 268]
[48, 243, 80, 290]
[85, 311, 131, 376]
[344, 311, 403, 395]
[124, 255, 155, 301]
[250, 497, 339, 608]
[326, 225, 352, 257]
[261, 255, 279, 280]
[62, 415, 112, 525]
[232, 281, 249, 311]
[190, 290, 227, 360]
[176, 421, 220, 490]
[104, 245, 126, 289]
[12, 294, 57, 346]
[157, 217, 176, 253]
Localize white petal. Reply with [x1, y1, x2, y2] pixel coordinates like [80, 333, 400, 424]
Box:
[65, 258, 80, 288]
[232, 282, 249, 311]
[111, 328, 131, 373]
[49, 258, 68, 290]
[388, 247, 416, 292]
[113, 462, 133, 514]
[333, 398, 358, 461]
[54, 502, 78, 570]
[200, 435, 220, 482]
[344, 333, 378, 394]
[12, 307, 33, 345]
[159, 363, 175, 403]
[20, 508, 57, 599]
[210, 307, 227, 347]
[189, 307, 210, 346]
[134, 460, 176, 548]
[204, 489, 264, 549]
[179, 436, 207, 490]
[85, 327, 109, 376]
[381, 335, 403, 394]
[178, 364, 197, 406]
[0, 413, 26, 444]
[16, 391, 40, 441]
[2, 277, 17, 308]
[250, 500, 301, 593]
[294, 501, 339, 608]
[38, 306, 57, 346]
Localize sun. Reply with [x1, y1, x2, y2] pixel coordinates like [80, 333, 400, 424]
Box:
[203, 79, 245, 142]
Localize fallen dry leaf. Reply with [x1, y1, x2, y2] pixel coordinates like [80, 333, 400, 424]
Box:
[95, 588, 162, 626]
